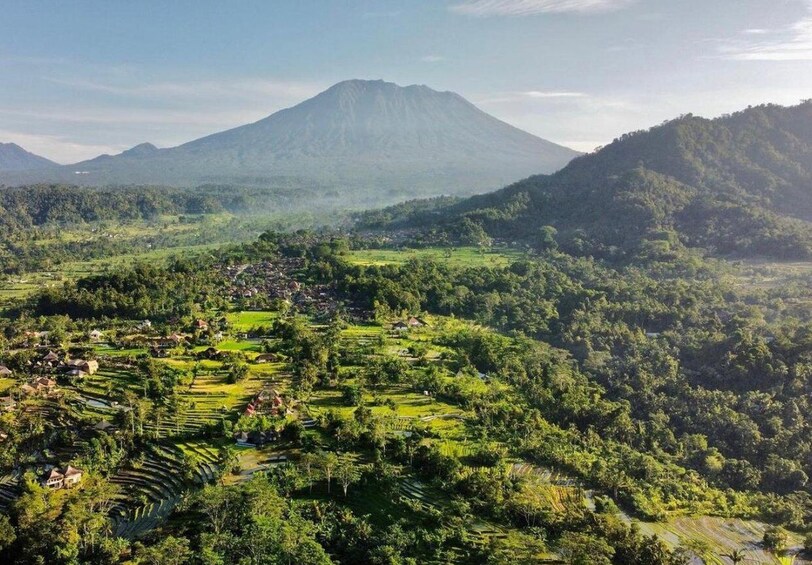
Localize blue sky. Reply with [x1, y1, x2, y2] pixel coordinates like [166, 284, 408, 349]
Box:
[1, 0, 811, 163]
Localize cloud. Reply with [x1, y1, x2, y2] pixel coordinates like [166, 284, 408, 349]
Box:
[523, 90, 586, 98]
[719, 2, 812, 61]
[449, 0, 637, 16]
[43, 76, 323, 103]
[477, 90, 588, 104]
[420, 55, 445, 63]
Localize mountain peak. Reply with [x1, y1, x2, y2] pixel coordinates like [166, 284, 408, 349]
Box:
[1, 79, 580, 199]
[120, 142, 159, 157]
[0, 142, 57, 172]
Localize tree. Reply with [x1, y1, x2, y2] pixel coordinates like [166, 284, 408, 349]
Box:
[558, 532, 614, 565]
[335, 456, 361, 497]
[0, 515, 16, 553]
[299, 452, 320, 493]
[721, 549, 746, 564]
[226, 362, 249, 384]
[136, 535, 193, 565]
[763, 526, 789, 553]
[321, 451, 339, 494]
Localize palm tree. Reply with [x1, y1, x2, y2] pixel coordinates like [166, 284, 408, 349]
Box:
[722, 549, 746, 564]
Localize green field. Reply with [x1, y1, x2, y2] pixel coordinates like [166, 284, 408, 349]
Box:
[226, 311, 279, 330]
[345, 246, 525, 268]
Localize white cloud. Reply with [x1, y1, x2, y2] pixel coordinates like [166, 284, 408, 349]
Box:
[523, 90, 586, 98]
[43, 76, 323, 103]
[420, 55, 446, 63]
[720, 2, 812, 61]
[449, 0, 637, 16]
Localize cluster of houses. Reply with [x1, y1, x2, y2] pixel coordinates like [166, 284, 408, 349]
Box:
[41, 465, 83, 489]
[217, 259, 348, 318]
[34, 351, 99, 378]
[392, 317, 428, 332]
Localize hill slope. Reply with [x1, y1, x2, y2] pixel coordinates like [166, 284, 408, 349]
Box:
[0, 143, 58, 172]
[374, 102, 812, 260]
[1, 80, 579, 203]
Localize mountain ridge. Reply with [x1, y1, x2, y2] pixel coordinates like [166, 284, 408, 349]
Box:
[361, 101, 812, 260]
[1, 79, 580, 204]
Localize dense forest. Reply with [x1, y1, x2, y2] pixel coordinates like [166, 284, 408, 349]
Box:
[359, 102, 812, 261]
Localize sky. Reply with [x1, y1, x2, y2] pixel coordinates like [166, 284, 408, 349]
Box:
[1, 0, 811, 163]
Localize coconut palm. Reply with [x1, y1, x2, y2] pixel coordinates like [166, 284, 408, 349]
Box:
[722, 549, 746, 564]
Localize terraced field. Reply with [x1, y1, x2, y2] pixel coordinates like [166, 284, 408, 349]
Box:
[634, 516, 808, 565]
[111, 441, 220, 539]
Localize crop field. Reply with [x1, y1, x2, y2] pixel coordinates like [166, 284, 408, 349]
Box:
[345, 246, 525, 268]
[632, 516, 807, 564]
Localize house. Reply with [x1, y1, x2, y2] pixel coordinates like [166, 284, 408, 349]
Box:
[43, 468, 64, 488]
[154, 334, 185, 349]
[32, 377, 58, 391]
[62, 466, 83, 487]
[65, 359, 99, 375]
[407, 317, 427, 328]
[42, 351, 60, 366]
[254, 353, 279, 364]
[88, 329, 104, 341]
[65, 369, 87, 379]
[137, 320, 152, 331]
[392, 321, 409, 332]
[197, 347, 222, 360]
[194, 319, 209, 331]
[42, 466, 83, 489]
[93, 420, 116, 432]
[0, 365, 12, 376]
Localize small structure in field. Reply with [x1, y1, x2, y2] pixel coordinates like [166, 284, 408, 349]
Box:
[392, 321, 409, 332]
[0, 365, 12, 376]
[88, 329, 104, 342]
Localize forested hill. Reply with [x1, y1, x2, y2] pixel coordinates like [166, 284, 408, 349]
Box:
[368, 101, 812, 260]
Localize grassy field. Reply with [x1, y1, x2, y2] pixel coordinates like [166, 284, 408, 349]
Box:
[345, 246, 525, 268]
[226, 310, 279, 331]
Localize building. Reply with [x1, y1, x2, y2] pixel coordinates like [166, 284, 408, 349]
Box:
[0, 365, 12, 376]
[407, 317, 427, 327]
[65, 359, 99, 375]
[42, 465, 83, 489]
[88, 329, 104, 341]
[392, 321, 409, 332]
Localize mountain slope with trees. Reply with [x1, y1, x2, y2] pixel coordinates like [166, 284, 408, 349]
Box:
[369, 101, 812, 260]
